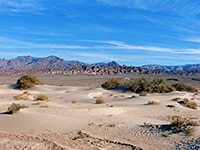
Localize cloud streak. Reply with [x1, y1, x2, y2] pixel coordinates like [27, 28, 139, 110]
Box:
[0, 37, 200, 54]
[0, 0, 43, 13]
[97, 0, 200, 16]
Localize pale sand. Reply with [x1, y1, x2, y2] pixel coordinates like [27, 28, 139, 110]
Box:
[0, 84, 200, 149]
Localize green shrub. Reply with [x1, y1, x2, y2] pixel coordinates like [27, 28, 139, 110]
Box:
[7, 103, 28, 114]
[35, 94, 50, 102]
[151, 78, 174, 93]
[126, 77, 150, 93]
[101, 78, 122, 89]
[126, 78, 174, 94]
[16, 75, 43, 90]
[172, 83, 197, 92]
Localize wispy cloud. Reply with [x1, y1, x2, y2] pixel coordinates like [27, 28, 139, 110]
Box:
[97, 0, 200, 16]
[1, 37, 200, 54]
[185, 38, 200, 43]
[0, 0, 43, 13]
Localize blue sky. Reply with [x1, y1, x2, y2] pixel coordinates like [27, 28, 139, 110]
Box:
[0, 0, 200, 66]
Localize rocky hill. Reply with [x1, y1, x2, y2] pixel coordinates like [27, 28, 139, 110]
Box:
[142, 64, 200, 71]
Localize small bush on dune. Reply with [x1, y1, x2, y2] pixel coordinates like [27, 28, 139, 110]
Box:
[14, 95, 30, 101]
[179, 98, 197, 109]
[35, 95, 50, 102]
[189, 102, 197, 109]
[172, 83, 197, 92]
[7, 103, 28, 114]
[72, 100, 77, 104]
[139, 92, 147, 96]
[101, 78, 122, 89]
[40, 104, 49, 108]
[96, 98, 104, 104]
[16, 75, 43, 90]
[147, 101, 159, 105]
[170, 116, 198, 135]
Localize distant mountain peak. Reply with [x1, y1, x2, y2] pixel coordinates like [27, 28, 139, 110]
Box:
[92, 60, 119, 67]
[47, 55, 61, 60]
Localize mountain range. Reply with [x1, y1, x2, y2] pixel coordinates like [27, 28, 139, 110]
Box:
[142, 64, 200, 71]
[0, 56, 200, 76]
[0, 55, 200, 72]
[0, 56, 119, 70]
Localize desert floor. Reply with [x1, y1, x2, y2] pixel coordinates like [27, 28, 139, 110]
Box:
[0, 75, 200, 150]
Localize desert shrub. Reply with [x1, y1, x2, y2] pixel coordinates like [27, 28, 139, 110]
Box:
[126, 77, 150, 93]
[126, 78, 174, 94]
[179, 98, 197, 109]
[170, 116, 198, 135]
[188, 102, 197, 109]
[72, 100, 77, 104]
[173, 97, 181, 101]
[35, 94, 50, 102]
[101, 78, 122, 89]
[7, 103, 28, 114]
[172, 83, 197, 92]
[23, 91, 31, 95]
[183, 98, 189, 105]
[96, 98, 104, 104]
[139, 92, 147, 96]
[147, 101, 159, 105]
[131, 95, 136, 98]
[16, 75, 43, 90]
[150, 78, 174, 93]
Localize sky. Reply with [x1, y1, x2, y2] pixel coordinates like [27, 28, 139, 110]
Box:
[0, 0, 200, 66]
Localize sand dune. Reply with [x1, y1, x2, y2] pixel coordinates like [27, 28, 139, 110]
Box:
[0, 84, 200, 149]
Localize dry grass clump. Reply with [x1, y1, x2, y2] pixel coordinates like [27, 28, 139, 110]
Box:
[16, 74, 44, 90]
[14, 95, 30, 101]
[101, 78, 122, 89]
[72, 100, 77, 104]
[40, 104, 48, 108]
[188, 102, 197, 109]
[33, 101, 42, 105]
[173, 97, 181, 101]
[35, 95, 50, 102]
[7, 103, 28, 114]
[139, 92, 147, 96]
[14, 91, 32, 101]
[147, 101, 159, 105]
[179, 98, 197, 109]
[96, 98, 104, 104]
